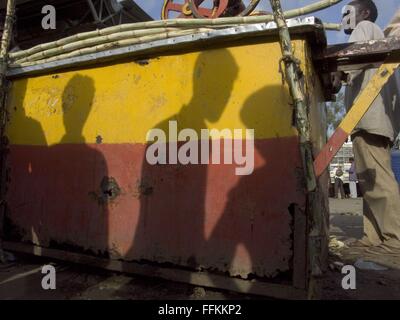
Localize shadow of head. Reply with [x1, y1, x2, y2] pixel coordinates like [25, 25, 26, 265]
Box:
[191, 49, 239, 122]
[62, 75, 95, 141]
[240, 85, 287, 156]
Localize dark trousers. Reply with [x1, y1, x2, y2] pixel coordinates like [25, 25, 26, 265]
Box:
[334, 178, 345, 199]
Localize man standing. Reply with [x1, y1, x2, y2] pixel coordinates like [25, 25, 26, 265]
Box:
[339, 0, 400, 255]
[334, 166, 346, 199]
[347, 158, 358, 199]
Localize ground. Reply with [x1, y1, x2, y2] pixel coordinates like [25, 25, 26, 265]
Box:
[0, 259, 249, 300]
[321, 198, 400, 299]
[1, 198, 400, 300]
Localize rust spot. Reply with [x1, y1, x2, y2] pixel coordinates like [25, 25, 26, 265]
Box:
[135, 59, 149, 66]
[89, 177, 121, 204]
[101, 177, 121, 201]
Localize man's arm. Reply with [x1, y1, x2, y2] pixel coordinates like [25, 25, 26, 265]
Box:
[330, 22, 384, 97]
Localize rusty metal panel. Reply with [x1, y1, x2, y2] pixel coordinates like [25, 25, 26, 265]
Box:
[4, 37, 325, 284]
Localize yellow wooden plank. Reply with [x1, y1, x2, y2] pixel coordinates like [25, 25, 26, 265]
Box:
[340, 60, 400, 134]
[314, 56, 400, 177]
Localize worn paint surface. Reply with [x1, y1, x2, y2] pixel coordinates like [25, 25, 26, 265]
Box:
[4, 39, 320, 279]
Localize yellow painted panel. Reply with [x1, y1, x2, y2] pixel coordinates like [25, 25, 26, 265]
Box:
[6, 40, 306, 146]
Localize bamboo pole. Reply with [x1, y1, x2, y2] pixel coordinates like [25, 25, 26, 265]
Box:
[14, 28, 213, 67]
[0, 0, 16, 264]
[268, 0, 317, 192]
[13, 20, 341, 64]
[10, 0, 343, 62]
[269, 0, 322, 297]
[284, 0, 342, 18]
[323, 22, 341, 31]
[0, 0, 15, 83]
[14, 21, 340, 65]
[15, 27, 182, 63]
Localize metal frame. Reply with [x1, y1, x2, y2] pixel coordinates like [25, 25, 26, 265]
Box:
[85, 0, 152, 26]
[4, 241, 308, 299]
[86, 0, 124, 26]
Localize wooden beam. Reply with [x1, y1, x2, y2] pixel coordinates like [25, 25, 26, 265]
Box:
[316, 37, 400, 72]
[4, 241, 307, 300]
[323, 37, 400, 59]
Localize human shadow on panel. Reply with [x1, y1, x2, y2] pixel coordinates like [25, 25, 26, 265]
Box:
[122, 50, 239, 289]
[6, 75, 110, 261]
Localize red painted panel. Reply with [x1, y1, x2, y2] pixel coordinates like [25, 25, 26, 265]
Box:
[6, 137, 305, 277]
[314, 127, 349, 177]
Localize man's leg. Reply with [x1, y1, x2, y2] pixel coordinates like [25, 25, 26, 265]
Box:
[353, 131, 400, 249]
[339, 180, 345, 199]
[334, 179, 339, 198]
[349, 181, 358, 198]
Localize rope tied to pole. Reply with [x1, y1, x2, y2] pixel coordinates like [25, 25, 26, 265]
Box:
[278, 54, 302, 86]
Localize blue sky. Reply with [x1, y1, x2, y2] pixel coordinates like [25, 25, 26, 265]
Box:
[135, 0, 399, 44]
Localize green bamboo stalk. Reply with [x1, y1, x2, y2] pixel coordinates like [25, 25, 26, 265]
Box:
[284, 0, 342, 18]
[269, 2, 316, 190]
[269, 0, 321, 291]
[323, 22, 341, 31]
[0, 0, 15, 84]
[0, 0, 16, 264]
[15, 21, 340, 64]
[10, 0, 343, 61]
[15, 28, 213, 67]
[12, 19, 341, 66]
[15, 27, 181, 64]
